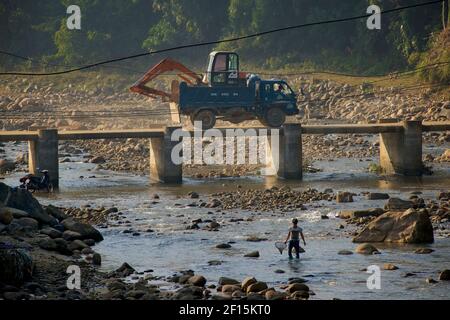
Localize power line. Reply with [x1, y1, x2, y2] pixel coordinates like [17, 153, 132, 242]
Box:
[0, 50, 147, 75]
[0, 0, 444, 77]
[2, 52, 449, 82]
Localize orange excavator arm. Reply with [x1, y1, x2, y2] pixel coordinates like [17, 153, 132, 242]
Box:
[130, 58, 203, 102]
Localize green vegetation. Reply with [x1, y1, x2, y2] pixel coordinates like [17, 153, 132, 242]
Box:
[0, 0, 448, 81]
[368, 163, 383, 174]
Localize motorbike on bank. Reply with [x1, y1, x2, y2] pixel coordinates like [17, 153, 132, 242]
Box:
[19, 170, 53, 193]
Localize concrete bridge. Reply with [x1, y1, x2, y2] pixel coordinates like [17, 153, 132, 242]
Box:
[0, 120, 448, 187]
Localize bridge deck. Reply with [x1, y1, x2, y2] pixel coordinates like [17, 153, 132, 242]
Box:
[0, 131, 38, 142]
[0, 121, 448, 141]
[58, 129, 165, 140]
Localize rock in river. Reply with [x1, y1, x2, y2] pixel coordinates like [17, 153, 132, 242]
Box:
[246, 281, 268, 293]
[215, 243, 231, 249]
[384, 198, 413, 210]
[339, 208, 384, 219]
[336, 192, 354, 203]
[355, 243, 379, 255]
[366, 193, 390, 200]
[353, 209, 434, 243]
[218, 277, 240, 285]
[188, 275, 207, 287]
[244, 251, 260, 258]
[0, 248, 34, 286]
[439, 270, 450, 281]
[61, 217, 103, 242]
[0, 183, 56, 225]
[0, 208, 13, 224]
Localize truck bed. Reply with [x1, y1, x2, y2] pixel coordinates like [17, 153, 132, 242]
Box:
[179, 82, 254, 113]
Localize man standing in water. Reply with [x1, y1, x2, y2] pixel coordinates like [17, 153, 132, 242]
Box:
[285, 218, 306, 259]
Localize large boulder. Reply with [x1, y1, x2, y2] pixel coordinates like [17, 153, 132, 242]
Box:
[0, 247, 34, 285]
[45, 205, 68, 221]
[61, 217, 103, 242]
[353, 209, 434, 243]
[0, 207, 29, 219]
[0, 183, 56, 225]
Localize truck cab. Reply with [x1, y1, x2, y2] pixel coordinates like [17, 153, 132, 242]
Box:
[255, 79, 299, 126]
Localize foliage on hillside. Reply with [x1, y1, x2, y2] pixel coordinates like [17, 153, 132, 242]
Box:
[0, 0, 447, 79]
[416, 28, 450, 84]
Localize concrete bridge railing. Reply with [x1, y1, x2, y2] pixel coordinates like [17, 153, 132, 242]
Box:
[0, 120, 448, 187]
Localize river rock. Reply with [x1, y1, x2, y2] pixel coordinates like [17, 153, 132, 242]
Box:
[383, 263, 399, 270]
[0, 209, 13, 224]
[353, 209, 434, 243]
[188, 192, 199, 199]
[221, 284, 241, 293]
[0, 159, 15, 173]
[38, 238, 58, 251]
[265, 290, 287, 300]
[14, 217, 39, 231]
[291, 290, 309, 300]
[366, 193, 390, 200]
[67, 240, 89, 251]
[437, 192, 449, 200]
[241, 277, 257, 291]
[286, 283, 309, 293]
[45, 205, 68, 221]
[439, 270, 450, 280]
[218, 277, 240, 285]
[336, 192, 354, 203]
[338, 250, 353, 255]
[246, 281, 268, 293]
[339, 208, 384, 219]
[63, 230, 83, 241]
[384, 198, 414, 210]
[355, 243, 379, 254]
[244, 251, 260, 258]
[414, 248, 434, 254]
[0, 248, 34, 285]
[187, 275, 207, 287]
[0, 207, 29, 219]
[92, 253, 102, 265]
[40, 227, 62, 239]
[61, 217, 103, 242]
[89, 156, 106, 164]
[215, 243, 231, 249]
[0, 183, 56, 225]
[109, 262, 135, 277]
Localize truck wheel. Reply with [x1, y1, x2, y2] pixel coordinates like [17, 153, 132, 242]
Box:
[264, 107, 286, 128]
[192, 110, 216, 130]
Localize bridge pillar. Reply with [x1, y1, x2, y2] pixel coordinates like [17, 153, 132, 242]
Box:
[379, 119, 423, 176]
[149, 126, 183, 183]
[28, 129, 59, 188]
[266, 123, 302, 179]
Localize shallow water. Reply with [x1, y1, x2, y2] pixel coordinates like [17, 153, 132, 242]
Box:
[2, 141, 450, 300]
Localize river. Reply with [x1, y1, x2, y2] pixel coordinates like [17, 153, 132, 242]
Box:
[1, 141, 449, 300]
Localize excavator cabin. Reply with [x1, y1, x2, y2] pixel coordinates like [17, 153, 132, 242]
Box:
[204, 51, 247, 87]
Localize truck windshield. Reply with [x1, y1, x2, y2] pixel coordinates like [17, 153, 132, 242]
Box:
[274, 83, 294, 96]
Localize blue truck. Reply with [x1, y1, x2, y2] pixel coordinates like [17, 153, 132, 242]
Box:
[131, 51, 299, 129]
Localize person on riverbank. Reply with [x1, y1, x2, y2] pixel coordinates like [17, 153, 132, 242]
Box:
[285, 218, 306, 259]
